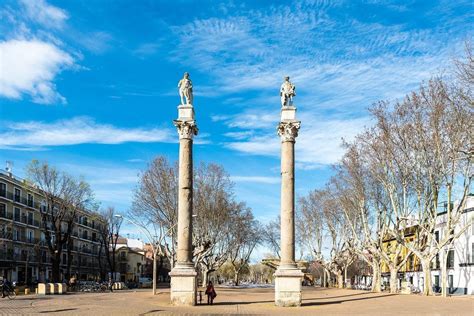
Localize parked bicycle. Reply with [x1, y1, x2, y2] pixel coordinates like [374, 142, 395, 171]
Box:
[0, 279, 16, 299]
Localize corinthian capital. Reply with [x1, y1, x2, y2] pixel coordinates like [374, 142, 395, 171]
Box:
[277, 121, 301, 142]
[174, 120, 198, 139]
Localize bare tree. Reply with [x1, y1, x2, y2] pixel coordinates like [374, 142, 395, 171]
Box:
[228, 207, 261, 286]
[26, 160, 94, 282]
[97, 207, 123, 281]
[262, 216, 281, 259]
[132, 157, 178, 268]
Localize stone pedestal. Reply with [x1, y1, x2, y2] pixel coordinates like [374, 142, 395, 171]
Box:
[275, 268, 304, 307]
[170, 103, 198, 306]
[169, 266, 198, 305]
[275, 105, 303, 307]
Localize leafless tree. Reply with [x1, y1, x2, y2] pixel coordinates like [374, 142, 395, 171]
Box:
[97, 207, 123, 281]
[132, 157, 178, 268]
[25, 160, 94, 282]
[261, 216, 281, 259]
[228, 207, 261, 286]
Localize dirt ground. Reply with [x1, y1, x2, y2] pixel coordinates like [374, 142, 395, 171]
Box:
[1, 286, 472, 315]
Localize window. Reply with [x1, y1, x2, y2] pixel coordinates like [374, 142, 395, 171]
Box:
[27, 193, 33, 207]
[27, 212, 33, 225]
[0, 203, 6, 218]
[27, 230, 33, 243]
[14, 207, 20, 221]
[448, 275, 453, 289]
[447, 249, 455, 268]
[62, 253, 67, 263]
[434, 231, 439, 243]
[0, 183, 6, 197]
[14, 188, 21, 202]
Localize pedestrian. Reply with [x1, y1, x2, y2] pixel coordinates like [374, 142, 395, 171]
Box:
[1, 277, 11, 298]
[205, 281, 217, 305]
[69, 275, 77, 291]
[108, 276, 114, 292]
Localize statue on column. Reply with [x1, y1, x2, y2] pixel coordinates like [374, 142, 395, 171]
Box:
[280, 76, 296, 107]
[178, 72, 193, 105]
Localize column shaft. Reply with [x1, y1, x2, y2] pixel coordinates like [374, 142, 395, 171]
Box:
[177, 137, 193, 265]
[280, 140, 295, 266]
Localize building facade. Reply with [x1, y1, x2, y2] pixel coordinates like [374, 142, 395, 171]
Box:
[381, 196, 474, 295]
[0, 169, 105, 283]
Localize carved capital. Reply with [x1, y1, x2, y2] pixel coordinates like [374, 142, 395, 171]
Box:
[174, 120, 198, 139]
[277, 121, 301, 142]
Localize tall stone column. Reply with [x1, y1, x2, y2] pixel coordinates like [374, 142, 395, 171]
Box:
[274, 105, 303, 307]
[169, 104, 198, 306]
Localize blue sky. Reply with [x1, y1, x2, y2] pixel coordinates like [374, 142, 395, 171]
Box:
[0, 0, 472, 256]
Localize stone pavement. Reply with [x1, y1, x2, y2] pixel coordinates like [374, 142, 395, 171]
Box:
[0, 287, 472, 315]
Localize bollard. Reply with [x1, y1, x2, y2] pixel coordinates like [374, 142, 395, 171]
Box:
[49, 283, 58, 294]
[57, 283, 67, 294]
[38, 283, 50, 295]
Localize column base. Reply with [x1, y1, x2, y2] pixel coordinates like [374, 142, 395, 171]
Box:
[274, 267, 304, 307]
[169, 265, 197, 306]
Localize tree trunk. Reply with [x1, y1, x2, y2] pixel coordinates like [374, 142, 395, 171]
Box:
[421, 258, 433, 296]
[152, 252, 157, 295]
[389, 267, 398, 293]
[51, 254, 61, 282]
[371, 261, 381, 293]
[337, 270, 344, 289]
[202, 269, 209, 288]
[323, 268, 327, 287]
[441, 249, 448, 297]
[344, 266, 348, 288]
[233, 270, 240, 286]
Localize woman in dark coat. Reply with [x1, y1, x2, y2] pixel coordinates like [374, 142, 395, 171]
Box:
[205, 281, 217, 305]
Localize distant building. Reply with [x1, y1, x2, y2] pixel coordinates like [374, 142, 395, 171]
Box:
[114, 237, 146, 282]
[142, 243, 171, 282]
[0, 169, 106, 283]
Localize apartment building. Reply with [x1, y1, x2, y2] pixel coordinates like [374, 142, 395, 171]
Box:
[381, 196, 474, 295]
[0, 169, 106, 283]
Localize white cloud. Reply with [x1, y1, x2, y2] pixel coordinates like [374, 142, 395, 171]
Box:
[20, 0, 68, 29]
[0, 39, 74, 104]
[231, 176, 280, 184]
[225, 114, 371, 167]
[0, 117, 174, 150]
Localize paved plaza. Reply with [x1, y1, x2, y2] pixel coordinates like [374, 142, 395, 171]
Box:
[0, 287, 472, 315]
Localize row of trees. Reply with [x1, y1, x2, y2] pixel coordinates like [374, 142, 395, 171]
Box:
[286, 44, 473, 296]
[129, 157, 262, 290]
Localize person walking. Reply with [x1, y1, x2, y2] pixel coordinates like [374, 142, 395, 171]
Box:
[205, 281, 217, 305]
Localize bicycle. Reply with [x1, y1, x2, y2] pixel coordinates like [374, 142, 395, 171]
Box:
[0, 281, 16, 299]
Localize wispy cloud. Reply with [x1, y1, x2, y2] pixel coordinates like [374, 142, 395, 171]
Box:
[75, 31, 114, 55]
[133, 42, 159, 58]
[19, 0, 68, 29]
[231, 175, 280, 184]
[0, 117, 174, 150]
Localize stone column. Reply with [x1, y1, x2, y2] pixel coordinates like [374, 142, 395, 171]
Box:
[169, 104, 198, 306]
[274, 105, 303, 307]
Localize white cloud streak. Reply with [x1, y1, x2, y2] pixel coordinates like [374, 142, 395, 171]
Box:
[0, 117, 174, 150]
[231, 175, 280, 184]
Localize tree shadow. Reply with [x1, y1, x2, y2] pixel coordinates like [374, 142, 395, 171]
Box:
[39, 308, 78, 313]
[200, 300, 274, 306]
[303, 293, 397, 306]
[138, 310, 162, 315]
[304, 292, 370, 300]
